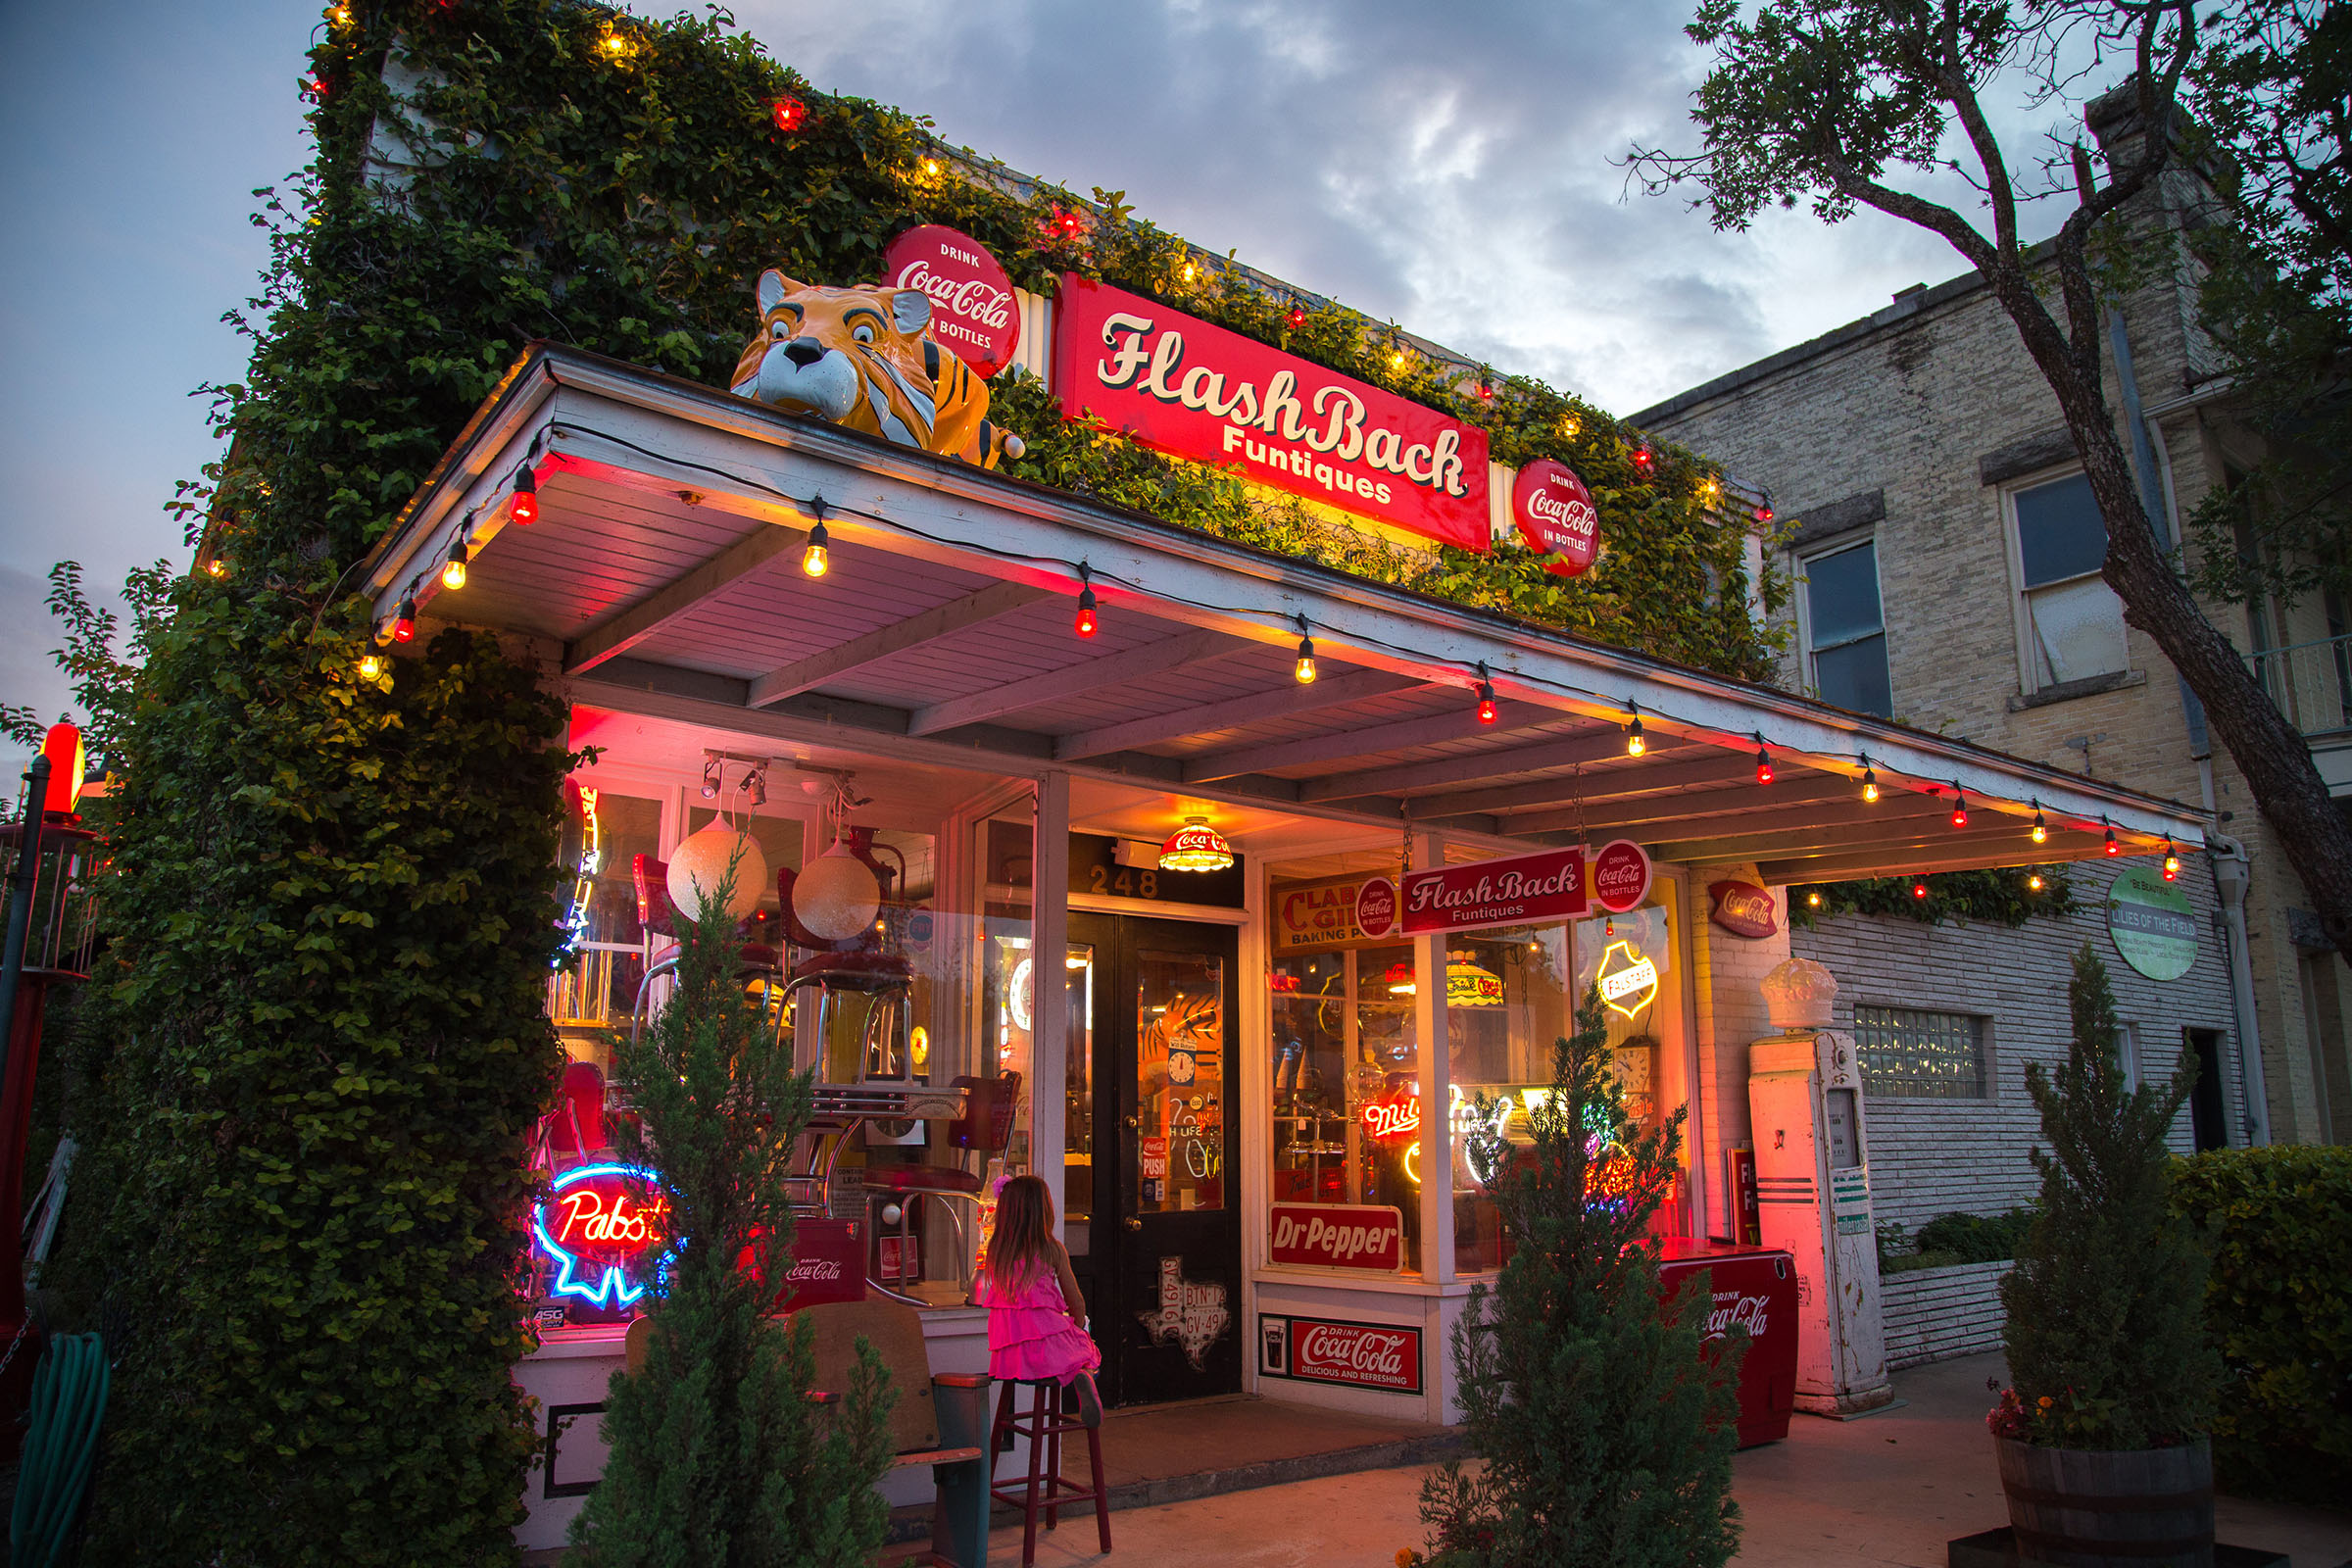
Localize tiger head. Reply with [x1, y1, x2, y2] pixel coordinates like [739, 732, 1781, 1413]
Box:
[730, 270, 1022, 467]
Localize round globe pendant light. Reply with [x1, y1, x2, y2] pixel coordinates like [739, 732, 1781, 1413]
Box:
[1158, 816, 1234, 872]
[666, 820, 768, 923]
[794, 836, 882, 940]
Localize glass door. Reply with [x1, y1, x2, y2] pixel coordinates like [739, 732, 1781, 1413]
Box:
[1067, 912, 1242, 1406]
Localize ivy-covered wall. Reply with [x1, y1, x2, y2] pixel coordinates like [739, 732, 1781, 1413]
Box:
[48, 4, 1785, 1562]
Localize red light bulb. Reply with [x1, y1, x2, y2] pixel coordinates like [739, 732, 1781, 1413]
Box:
[1074, 584, 1098, 638]
[1285, 306, 1306, 330]
[511, 466, 538, 525]
[2104, 827, 2120, 856]
[1950, 790, 1968, 829]
[1754, 746, 1774, 786]
[1912, 879, 1929, 900]
[771, 96, 807, 133]
[392, 599, 416, 643]
[1475, 681, 1497, 724]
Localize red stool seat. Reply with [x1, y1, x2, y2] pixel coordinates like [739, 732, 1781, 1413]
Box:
[865, 1164, 984, 1195]
[989, 1378, 1110, 1565]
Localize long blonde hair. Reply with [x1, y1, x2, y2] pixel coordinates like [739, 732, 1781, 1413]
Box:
[985, 1174, 1056, 1294]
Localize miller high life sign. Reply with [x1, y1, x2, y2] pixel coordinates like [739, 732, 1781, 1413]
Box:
[1054, 275, 1492, 552]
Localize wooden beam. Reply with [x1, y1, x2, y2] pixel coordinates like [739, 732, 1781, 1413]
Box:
[1182, 706, 1564, 784]
[1664, 817, 2049, 866]
[564, 520, 807, 672]
[1756, 840, 2122, 882]
[1361, 739, 1714, 813]
[1298, 729, 1651, 804]
[909, 628, 1236, 737]
[1500, 755, 1770, 830]
[746, 581, 1050, 709]
[1521, 780, 1858, 834]
[1055, 668, 1419, 761]
[1629, 797, 1954, 853]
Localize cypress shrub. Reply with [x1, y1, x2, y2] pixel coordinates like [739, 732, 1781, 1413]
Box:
[568, 868, 893, 1565]
[1997, 945, 2218, 1449]
[1414, 989, 1740, 1568]
[2171, 1145, 2352, 1502]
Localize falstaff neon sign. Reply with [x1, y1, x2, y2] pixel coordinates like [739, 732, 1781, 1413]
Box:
[534, 1162, 669, 1309]
[1594, 939, 1660, 1019]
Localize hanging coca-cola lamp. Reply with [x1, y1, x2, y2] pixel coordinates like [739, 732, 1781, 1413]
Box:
[1157, 817, 1234, 873]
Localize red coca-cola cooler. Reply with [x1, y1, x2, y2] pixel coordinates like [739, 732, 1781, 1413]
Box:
[1656, 1238, 1797, 1447]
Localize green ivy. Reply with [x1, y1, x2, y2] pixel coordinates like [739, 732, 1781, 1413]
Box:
[1788, 866, 2078, 929]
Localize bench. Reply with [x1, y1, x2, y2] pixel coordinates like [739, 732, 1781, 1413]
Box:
[802, 1299, 992, 1568]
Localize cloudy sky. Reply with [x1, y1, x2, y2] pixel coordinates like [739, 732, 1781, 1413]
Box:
[0, 0, 2092, 758]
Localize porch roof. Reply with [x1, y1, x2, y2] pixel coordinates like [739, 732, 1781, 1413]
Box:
[363, 345, 2208, 883]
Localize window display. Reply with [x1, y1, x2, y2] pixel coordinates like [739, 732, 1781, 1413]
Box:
[1268, 940, 1422, 1270]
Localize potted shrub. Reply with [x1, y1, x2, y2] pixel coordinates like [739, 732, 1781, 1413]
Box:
[1991, 945, 2220, 1566]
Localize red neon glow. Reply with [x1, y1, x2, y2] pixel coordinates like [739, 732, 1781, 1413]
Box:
[554, 1184, 665, 1255]
[1362, 1093, 1421, 1143]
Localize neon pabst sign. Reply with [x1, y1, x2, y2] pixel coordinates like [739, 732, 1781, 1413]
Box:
[534, 1163, 670, 1309]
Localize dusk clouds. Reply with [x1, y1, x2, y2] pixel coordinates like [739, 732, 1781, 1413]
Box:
[0, 0, 2080, 748]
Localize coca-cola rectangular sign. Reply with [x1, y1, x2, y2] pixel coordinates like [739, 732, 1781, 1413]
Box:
[770, 1218, 864, 1311]
[1258, 1313, 1422, 1395]
[1399, 846, 1588, 936]
[1054, 275, 1491, 552]
[1269, 1202, 1405, 1272]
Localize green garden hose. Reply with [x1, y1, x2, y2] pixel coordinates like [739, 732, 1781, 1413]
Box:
[9, 1333, 109, 1568]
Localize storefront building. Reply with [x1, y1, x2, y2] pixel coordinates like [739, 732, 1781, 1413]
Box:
[361, 300, 2207, 1543]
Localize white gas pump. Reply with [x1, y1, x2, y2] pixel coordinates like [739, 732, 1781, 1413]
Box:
[1748, 957, 1891, 1415]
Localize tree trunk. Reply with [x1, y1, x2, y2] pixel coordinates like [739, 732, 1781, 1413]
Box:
[1984, 266, 2352, 989]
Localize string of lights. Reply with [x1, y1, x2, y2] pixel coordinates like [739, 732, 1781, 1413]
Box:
[381, 418, 2194, 877]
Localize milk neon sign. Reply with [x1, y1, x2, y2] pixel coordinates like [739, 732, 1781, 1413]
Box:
[534, 1162, 669, 1309]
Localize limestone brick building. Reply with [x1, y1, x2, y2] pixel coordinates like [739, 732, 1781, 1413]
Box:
[1635, 93, 2351, 1203]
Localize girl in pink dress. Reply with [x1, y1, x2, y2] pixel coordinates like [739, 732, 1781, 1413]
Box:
[976, 1174, 1102, 1425]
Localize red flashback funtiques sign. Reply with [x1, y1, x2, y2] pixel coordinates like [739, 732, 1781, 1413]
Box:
[1269, 1203, 1406, 1272]
[1400, 846, 1587, 936]
[1054, 275, 1492, 552]
[882, 225, 1020, 376]
[1512, 460, 1600, 576]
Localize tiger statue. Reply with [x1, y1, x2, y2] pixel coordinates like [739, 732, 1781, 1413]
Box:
[729, 270, 1025, 469]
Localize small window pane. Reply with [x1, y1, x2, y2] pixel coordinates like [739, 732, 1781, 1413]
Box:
[1815, 634, 1893, 717]
[1804, 543, 1884, 647]
[2015, 473, 2107, 586]
[2027, 576, 2129, 685]
[1854, 1005, 1986, 1099]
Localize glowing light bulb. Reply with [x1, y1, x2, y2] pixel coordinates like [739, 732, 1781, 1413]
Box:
[1861, 767, 1879, 804]
[204, 558, 226, 577]
[2031, 809, 2048, 845]
[1074, 585, 1098, 638]
[1754, 746, 1774, 786]
[2028, 874, 2044, 892]
[1950, 790, 1969, 829]
[392, 599, 416, 643]
[442, 541, 468, 590]
[1912, 879, 1929, 900]
[2104, 826, 2120, 857]
[1625, 716, 1645, 757]
[2163, 841, 2180, 880]
[1295, 623, 1316, 684]
[1475, 681, 1497, 724]
[359, 653, 382, 680]
[511, 467, 538, 524]
[802, 518, 829, 577]
[1807, 892, 1822, 907]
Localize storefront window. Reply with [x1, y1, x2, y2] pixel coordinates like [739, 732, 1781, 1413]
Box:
[1571, 900, 1686, 1239]
[1447, 924, 1571, 1274]
[1268, 941, 1423, 1271]
[1139, 950, 1226, 1213]
[549, 786, 662, 1045]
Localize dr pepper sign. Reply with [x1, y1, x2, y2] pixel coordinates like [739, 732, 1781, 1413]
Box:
[1393, 839, 1651, 937]
[1054, 274, 1492, 552]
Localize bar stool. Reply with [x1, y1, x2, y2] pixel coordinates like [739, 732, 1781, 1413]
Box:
[988, 1378, 1110, 1565]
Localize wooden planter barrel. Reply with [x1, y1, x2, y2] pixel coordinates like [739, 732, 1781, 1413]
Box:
[1994, 1435, 2215, 1568]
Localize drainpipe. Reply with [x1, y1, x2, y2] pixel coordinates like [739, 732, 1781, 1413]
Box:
[2209, 839, 2272, 1145]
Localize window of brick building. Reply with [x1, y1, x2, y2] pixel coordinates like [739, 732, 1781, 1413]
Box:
[1854, 1004, 1988, 1099]
[1799, 539, 1892, 716]
[2008, 470, 2129, 690]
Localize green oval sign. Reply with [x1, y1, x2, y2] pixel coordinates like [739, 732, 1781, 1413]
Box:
[2108, 866, 2196, 981]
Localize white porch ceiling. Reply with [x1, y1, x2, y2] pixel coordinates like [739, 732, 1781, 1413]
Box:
[364, 347, 2210, 884]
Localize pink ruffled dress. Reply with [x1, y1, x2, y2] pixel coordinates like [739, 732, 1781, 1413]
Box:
[978, 1263, 1102, 1386]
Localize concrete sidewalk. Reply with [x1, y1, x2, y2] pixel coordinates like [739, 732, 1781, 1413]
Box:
[972, 1352, 2352, 1568]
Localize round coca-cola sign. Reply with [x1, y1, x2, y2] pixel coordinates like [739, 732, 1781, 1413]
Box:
[1354, 875, 1397, 939]
[881, 224, 1020, 377]
[1513, 459, 1600, 577]
[1591, 839, 1652, 914]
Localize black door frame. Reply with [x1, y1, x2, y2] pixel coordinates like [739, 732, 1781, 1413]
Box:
[1065, 910, 1243, 1407]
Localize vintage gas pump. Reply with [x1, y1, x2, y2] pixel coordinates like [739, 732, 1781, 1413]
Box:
[1746, 956, 1891, 1415]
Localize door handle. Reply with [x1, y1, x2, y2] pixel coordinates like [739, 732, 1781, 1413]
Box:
[1123, 1115, 1140, 1130]
[1124, 1216, 1143, 1231]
